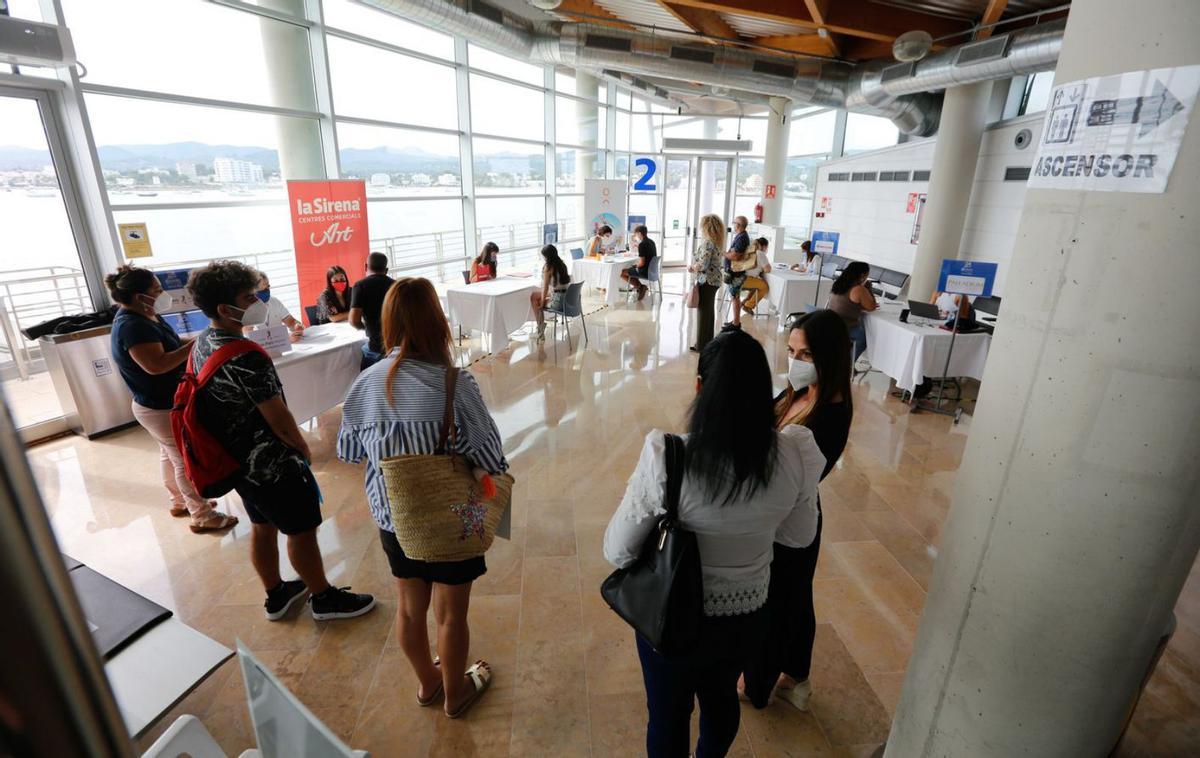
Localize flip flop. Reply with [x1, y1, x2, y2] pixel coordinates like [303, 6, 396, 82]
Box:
[445, 660, 491, 719]
[417, 680, 444, 707]
[169, 505, 189, 518]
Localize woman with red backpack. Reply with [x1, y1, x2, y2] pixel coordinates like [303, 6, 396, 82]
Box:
[106, 264, 238, 534]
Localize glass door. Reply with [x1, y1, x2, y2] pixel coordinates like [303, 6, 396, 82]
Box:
[660, 157, 692, 266]
[691, 156, 735, 249]
[0, 88, 102, 436]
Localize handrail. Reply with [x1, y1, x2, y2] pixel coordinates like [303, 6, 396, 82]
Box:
[0, 221, 586, 379]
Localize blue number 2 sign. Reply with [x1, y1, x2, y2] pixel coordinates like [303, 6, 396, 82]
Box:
[633, 157, 658, 191]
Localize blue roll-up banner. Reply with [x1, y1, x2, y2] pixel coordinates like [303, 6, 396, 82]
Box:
[811, 230, 840, 256]
[542, 223, 559, 245]
[627, 215, 646, 232]
[938, 259, 998, 298]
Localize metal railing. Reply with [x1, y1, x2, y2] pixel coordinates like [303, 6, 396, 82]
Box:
[0, 221, 586, 381]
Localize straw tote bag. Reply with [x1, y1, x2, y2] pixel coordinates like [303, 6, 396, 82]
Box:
[380, 367, 514, 562]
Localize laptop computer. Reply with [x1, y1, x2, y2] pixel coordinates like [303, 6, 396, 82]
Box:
[906, 299, 942, 321]
[239, 641, 367, 758]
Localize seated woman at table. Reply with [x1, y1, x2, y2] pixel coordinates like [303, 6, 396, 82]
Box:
[315, 265, 351, 324]
[738, 237, 773, 316]
[799, 240, 820, 274]
[930, 290, 978, 331]
[249, 272, 304, 343]
[531, 244, 571, 343]
[586, 225, 612, 259]
[470, 242, 500, 283]
[825, 261, 876, 362]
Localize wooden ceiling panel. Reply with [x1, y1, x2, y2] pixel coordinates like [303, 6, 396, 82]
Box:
[660, 2, 742, 41]
[666, 0, 972, 43]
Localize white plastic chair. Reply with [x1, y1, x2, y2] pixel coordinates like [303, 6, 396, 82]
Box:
[141, 715, 225, 758]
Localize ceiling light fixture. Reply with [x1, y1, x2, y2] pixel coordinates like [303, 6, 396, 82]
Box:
[892, 30, 933, 62]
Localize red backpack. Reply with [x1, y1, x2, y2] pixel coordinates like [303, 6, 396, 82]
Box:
[172, 340, 268, 498]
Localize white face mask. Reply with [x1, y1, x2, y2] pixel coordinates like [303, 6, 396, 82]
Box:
[225, 299, 268, 327]
[603, 235, 612, 243]
[139, 291, 172, 312]
[787, 358, 818, 391]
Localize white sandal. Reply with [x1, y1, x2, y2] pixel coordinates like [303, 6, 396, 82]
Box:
[445, 660, 492, 719]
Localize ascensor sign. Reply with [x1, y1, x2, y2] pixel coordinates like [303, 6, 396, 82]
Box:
[1027, 64, 1200, 193]
[288, 180, 369, 325]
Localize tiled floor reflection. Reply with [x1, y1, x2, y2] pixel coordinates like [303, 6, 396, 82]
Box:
[24, 274, 1198, 755]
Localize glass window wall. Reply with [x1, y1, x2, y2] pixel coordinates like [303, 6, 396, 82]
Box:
[323, 0, 454, 59]
[470, 74, 545, 141]
[328, 37, 457, 129]
[843, 113, 900, 155]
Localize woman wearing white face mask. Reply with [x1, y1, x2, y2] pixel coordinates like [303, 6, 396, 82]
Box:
[741, 309, 853, 711]
[586, 224, 613, 259]
[106, 264, 239, 532]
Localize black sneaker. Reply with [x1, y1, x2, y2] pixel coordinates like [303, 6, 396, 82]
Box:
[310, 586, 376, 621]
[264, 579, 308, 621]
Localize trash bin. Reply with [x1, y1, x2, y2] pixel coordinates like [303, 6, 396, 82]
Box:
[40, 326, 135, 438]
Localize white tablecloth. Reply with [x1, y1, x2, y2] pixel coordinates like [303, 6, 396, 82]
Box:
[445, 277, 538, 353]
[275, 322, 366, 422]
[764, 270, 829, 320]
[572, 255, 638, 306]
[862, 304, 992, 392]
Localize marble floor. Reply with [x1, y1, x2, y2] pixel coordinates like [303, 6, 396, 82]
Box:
[23, 275, 1199, 756]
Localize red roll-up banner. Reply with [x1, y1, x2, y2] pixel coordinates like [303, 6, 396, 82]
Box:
[288, 179, 370, 326]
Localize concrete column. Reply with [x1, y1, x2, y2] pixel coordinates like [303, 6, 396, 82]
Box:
[700, 117, 718, 216]
[760, 96, 791, 225]
[575, 71, 600, 192]
[574, 71, 601, 236]
[258, 0, 325, 180]
[906, 81, 991, 299]
[887, 1, 1200, 756]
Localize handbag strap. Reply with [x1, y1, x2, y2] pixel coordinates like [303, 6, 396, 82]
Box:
[434, 366, 460, 455]
[663, 433, 685, 520]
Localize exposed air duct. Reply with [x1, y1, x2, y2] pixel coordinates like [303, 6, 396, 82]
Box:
[360, 0, 1065, 137]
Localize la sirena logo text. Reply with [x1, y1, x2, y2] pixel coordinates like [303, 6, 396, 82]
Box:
[310, 221, 355, 247]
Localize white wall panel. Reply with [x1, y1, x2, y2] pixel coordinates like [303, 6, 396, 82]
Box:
[810, 113, 1044, 296]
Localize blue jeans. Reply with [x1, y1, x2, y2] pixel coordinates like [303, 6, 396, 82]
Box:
[360, 344, 383, 371]
[849, 324, 867, 362]
[636, 609, 766, 758]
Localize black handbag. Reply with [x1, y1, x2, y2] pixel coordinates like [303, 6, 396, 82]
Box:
[600, 434, 703, 658]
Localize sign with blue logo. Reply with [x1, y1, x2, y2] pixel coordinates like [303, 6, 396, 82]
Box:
[811, 230, 840, 256]
[542, 223, 559, 245]
[938, 259, 998, 298]
[153, 268, 198, 314]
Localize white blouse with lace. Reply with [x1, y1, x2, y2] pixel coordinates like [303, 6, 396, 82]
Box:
[603, 426, 825, 617]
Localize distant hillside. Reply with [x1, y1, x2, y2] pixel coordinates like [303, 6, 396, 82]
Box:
[0, 146, 52, 171]
[1, 141, 549, 175]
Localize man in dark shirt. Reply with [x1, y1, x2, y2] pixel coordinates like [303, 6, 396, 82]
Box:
[620, 224, 657, 302]
[186, 260, 375, 623]
[349, 252, 394, 369]
[727, 215, 750, 268]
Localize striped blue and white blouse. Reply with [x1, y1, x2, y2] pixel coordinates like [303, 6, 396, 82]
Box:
[337, 354, 509, 532]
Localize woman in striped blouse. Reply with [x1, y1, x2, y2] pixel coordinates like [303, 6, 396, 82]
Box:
[337, 277, 508, 719]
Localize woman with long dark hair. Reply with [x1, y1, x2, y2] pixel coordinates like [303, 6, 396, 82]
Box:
[604, 329, 825, 757]
[338, 277, 508, 719]
[742, 309, 854, 711]
[470, 242, 499, 283]
[826, 260, 877, 362]
[315, 265, 351, 323]
[530, 244, 571, 342]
